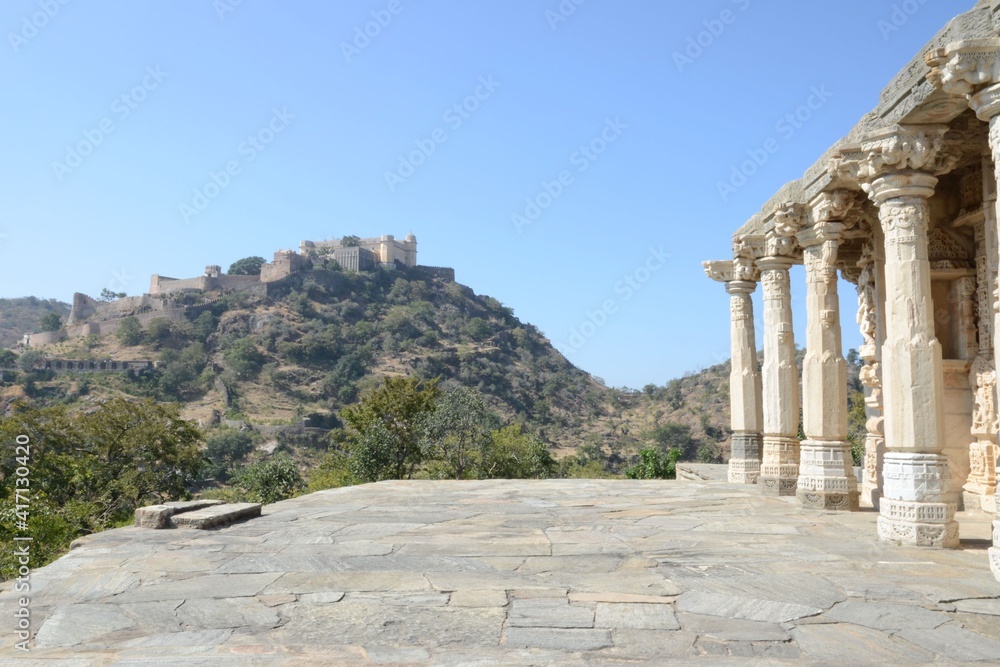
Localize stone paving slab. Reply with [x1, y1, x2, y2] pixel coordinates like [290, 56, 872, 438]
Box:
[2, 477, 1000, 664]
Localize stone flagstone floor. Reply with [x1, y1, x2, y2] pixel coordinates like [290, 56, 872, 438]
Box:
[2, 468, 1000, 665]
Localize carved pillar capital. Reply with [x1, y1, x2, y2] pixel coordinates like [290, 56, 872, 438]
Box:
[798, 221, 845, 249]
[926, 39, 1000, 95]
[705, 259, 759, 294]
[703, 260, 734, 284]
[811, 190, 856, 224]
[926, 39, 1000, 119]
[773, 202, 807, 238]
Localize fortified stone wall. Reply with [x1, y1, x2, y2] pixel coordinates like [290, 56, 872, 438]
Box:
[150, 274, 261, 296]
[260, 250, 304, 283]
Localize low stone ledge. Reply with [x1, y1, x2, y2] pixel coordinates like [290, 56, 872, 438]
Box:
[134, 499, 227, 529]
[171, 503, 263, 529]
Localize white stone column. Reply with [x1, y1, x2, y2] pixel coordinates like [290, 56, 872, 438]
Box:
[756, 229, 800, 496]
[856, 240, 886, 509]
[851, 125, 959, 548]
[925, 39, 1000, 562]
[971, 85, 1000, 574]
[704, 259, 763, 483]
[794, 193, 860, 510]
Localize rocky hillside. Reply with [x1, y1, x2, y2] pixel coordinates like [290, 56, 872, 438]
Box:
[2, 265, 734, 462]
[0, 297, 70, 347]
[1, 268, 869, 471]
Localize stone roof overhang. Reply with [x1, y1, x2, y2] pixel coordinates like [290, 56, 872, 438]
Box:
[733, 0, 996, 244]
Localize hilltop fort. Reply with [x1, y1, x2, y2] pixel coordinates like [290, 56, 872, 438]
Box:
[23, 233, 453, 348]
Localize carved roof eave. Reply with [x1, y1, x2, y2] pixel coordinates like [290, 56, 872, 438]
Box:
[729, 0, 993, 237]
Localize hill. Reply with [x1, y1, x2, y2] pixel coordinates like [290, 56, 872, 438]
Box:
[4, 264, 737, 469]
[0, 297, 70, 347]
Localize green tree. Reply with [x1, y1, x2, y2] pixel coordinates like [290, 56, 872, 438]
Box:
[228, 256, 266, 276]
[203, 429, 255, 482]
[223, 337, 266, 378]
[39, 312, 62, 332]
[0, 398, 204, 579]
[15, 349, 43, 372]
[847, 389, 867, 467]
[341, 376, 440, 480]
[650, 423, 698, 460]
[116, 317, 144, 346]
[421, 387, 501, 479]
[624, 447, 680, 480]
[231, 454, 302, 504]
[481, 424, 555, 479]
[0, 349, 15, 368]
[308, 450, 355, 491]
[99, 288, 126, 302]
[348, 421, 398, 483]
[145, 318, 173, 345]
[463, 317, 493, 342]
[157, 343, 209, 400]
[341, 235, 362, 247]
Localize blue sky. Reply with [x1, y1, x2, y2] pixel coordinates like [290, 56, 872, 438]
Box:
[0, 0, 967, 388]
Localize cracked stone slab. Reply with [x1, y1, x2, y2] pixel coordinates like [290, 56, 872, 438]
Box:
[112, 573, 281, 603]
[824, 600, 950, 631]
[508, 598, 594, 628]
[676, 612, 790, 641]
[503, 627, 613, 651]
[175, 597, 280, 629]
[897, 624, 1000, 662]
[119, 629, 232, 648]
[345, 592, 450, 607]
[593, 602, 679, 630]
[793, 623, 935, 663]
[34, 603, 136, 647]
[449, 589, 509, 607]
[298, 591, 345, 604]
[568, 592, 676, 604]
[676, 591, 822, 623]
[271, 602, 504, 648]
[363, 646, 430, 663]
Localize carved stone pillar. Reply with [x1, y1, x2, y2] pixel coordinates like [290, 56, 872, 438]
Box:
[856, 241, 886, 509]
[844, 125, 960, 547]
[927, 38, 1000, 567]
[787, 193, 860, 511]
[965, 222, 998, 512]
[756, 228, 800, 496]
[704, 258, 763, 484]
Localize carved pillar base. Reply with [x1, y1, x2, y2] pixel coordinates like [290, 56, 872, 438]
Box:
[877, 453, 958, 548]
[962, 441, 997, 513]
[759, 436, 799, 496]
[861, 432, 885, 510]
[728, 432, 762, 484]
[797, 440, 860, 511]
